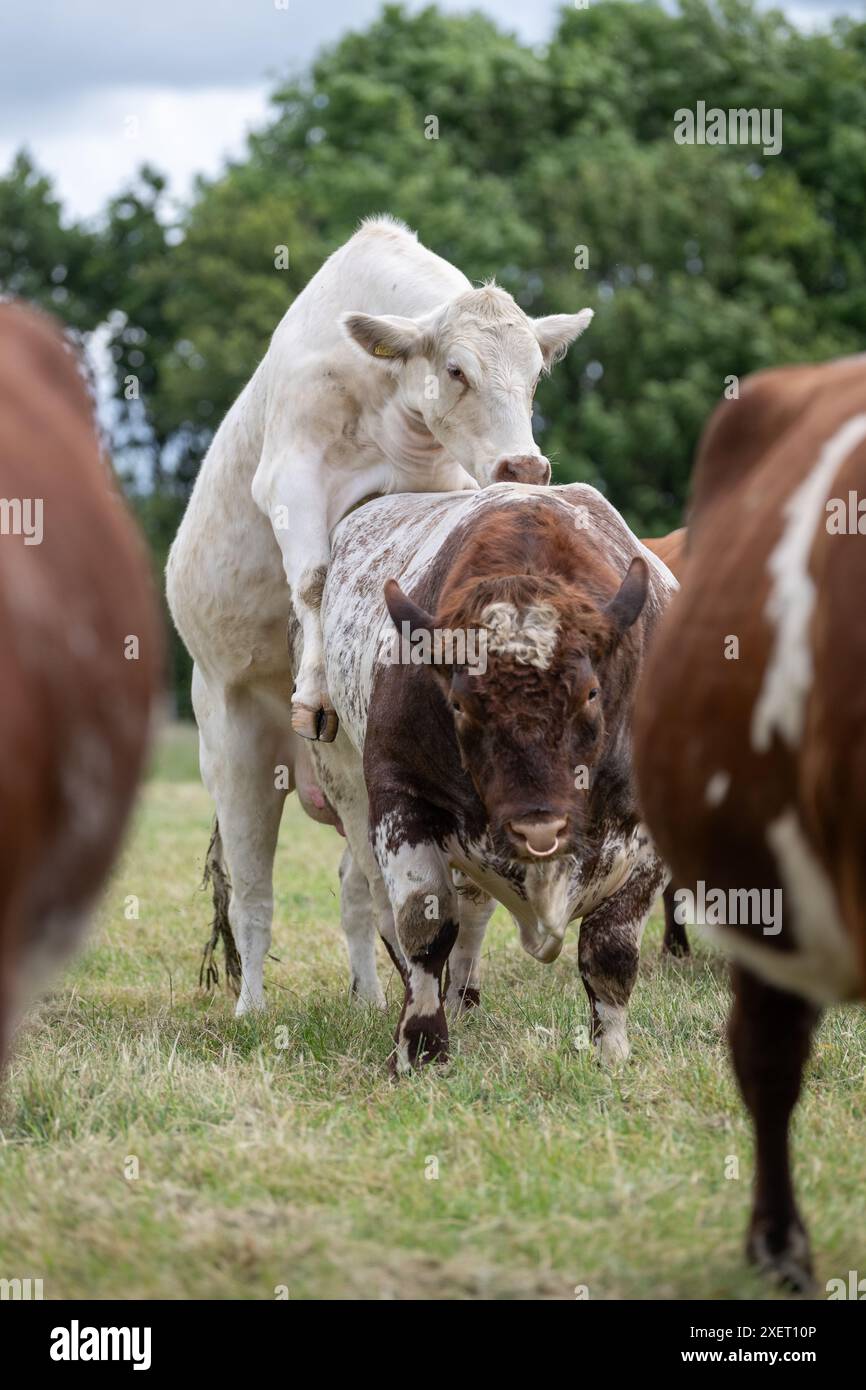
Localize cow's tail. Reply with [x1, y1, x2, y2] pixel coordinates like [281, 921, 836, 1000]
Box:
[200, 818, 242, 996]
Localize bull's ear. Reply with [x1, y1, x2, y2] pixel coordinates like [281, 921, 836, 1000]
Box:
[341, 312, 427, 363]
[532, 309, 594, 369]
[384, 579, 436, 637]
[605, 557, 649, 634]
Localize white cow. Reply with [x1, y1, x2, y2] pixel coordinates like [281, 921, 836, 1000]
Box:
[167, 216, 592, 1014]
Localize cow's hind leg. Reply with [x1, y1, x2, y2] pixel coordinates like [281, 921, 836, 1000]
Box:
[445, 872, 493, 1014]
[728, 965, 817, 1293]
[661, 880, 690, 957]
[195, 673, 287, 1016]
[340, 848, 386, 1008]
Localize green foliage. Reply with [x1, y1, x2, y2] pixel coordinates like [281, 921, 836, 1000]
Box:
[0, 151, 98, 331]
[1, 0, 865, 696]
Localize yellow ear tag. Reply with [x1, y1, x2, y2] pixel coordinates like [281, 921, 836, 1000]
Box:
[373, 342, 396, 357]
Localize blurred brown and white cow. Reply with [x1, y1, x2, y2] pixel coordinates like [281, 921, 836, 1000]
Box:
[293, 482, 676, 1075]
[641, 525, 690, 956]
[634, 356, 866, 1291]
[0, 303, 160, 1065]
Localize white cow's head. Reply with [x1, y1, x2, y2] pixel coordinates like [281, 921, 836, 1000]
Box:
[341, 287, 592, 486]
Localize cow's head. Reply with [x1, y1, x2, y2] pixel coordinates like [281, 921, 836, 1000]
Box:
[384, 557, 648, 861]
[342, 287, 592, 486]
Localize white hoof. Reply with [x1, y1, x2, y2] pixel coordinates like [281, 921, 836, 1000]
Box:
[234, 992, 264, 1018]
[351, 981, 387, 1010]
[594, 1001, 630, 1066]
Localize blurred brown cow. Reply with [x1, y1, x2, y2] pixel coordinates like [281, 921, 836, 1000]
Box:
[0, 303, 160, 1065]
[634, 357, 866, 1289]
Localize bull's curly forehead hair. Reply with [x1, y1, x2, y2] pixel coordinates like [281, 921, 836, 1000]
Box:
[480, 600, 559, 670]
[437, 572, 615, 673]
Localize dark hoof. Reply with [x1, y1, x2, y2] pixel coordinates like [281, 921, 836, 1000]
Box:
[747, 1218, 814, 1295]
[662, 938, 690, 959]
[317, 707, 339, 742]
[447, 984, 480, 1015]
[390, 1015, 449, 1077]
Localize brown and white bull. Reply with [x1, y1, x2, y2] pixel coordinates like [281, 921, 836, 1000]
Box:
[0, 303, 160, 1066]
[167, 215, 592, 1013]
[298, 482, 676, 1073]
[633, 356, 866, 1291]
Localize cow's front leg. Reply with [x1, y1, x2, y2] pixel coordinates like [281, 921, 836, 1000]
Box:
[728, 965, 817, 1293]
[578, 862, 663, 1064]
[255, 462, 337, 742]
[445, 872, 494, 1014]
[382, 847, 458, 1075]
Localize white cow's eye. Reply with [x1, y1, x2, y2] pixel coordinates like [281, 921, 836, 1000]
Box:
[447, 363, 467, 384]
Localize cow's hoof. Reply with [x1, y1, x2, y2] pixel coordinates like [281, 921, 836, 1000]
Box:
[317, 707, 339, 742]
[445, 984, 480, 1017]
[662, 939, 690, 959]
[349, 978, 387, 1010]
[234, 994, 264, 1018]
[291, 702, 339, 742]
[747, 1218, 814, 1295]
[596, 1033, 630, 1067]
[389, 1019, 449, 1077]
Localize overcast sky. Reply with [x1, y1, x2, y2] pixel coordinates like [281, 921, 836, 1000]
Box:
[1, 0, 859, 222]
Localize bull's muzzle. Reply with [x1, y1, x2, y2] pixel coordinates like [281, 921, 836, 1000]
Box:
[507, 816, 568, 859]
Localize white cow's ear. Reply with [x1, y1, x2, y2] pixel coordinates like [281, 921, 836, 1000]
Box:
[341, 312, 427, 363]
[532, 309, 594, 370]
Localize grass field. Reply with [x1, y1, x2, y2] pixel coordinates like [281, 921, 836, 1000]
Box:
[1, 723, 863, 1300]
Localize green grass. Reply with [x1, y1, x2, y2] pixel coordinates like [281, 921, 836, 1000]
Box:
[1, 723, 863, 1300]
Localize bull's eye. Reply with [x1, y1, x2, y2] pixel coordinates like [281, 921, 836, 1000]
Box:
[587, 688, 599, 702]
[447, 363, 467, 385]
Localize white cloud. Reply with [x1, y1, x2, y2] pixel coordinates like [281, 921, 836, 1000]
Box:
[0, 85, 271, 222]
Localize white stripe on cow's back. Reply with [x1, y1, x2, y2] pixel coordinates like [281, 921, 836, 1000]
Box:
[751, 413, 866, 754]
